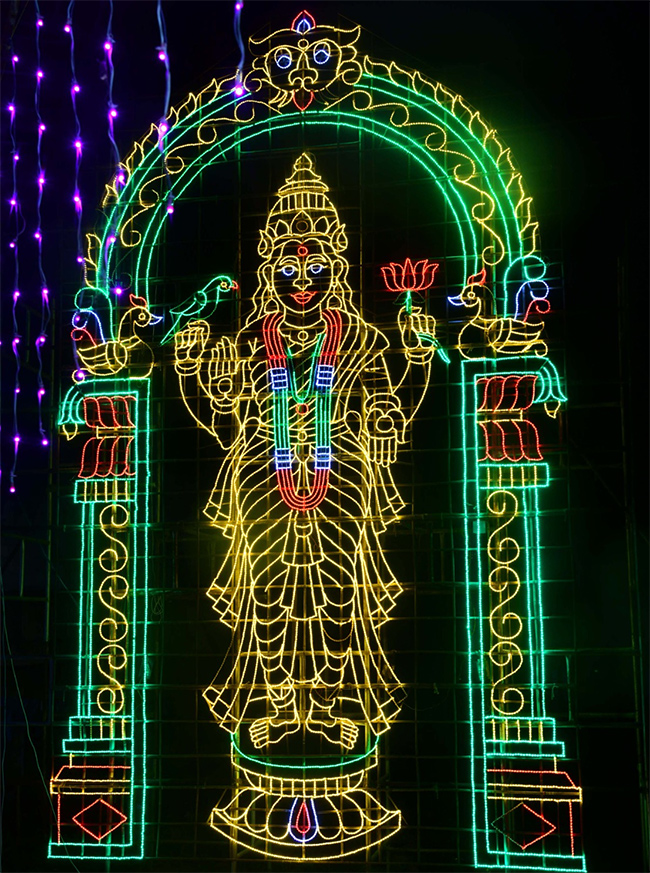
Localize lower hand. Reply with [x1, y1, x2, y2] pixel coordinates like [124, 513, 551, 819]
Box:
[367, 402, 406, 466]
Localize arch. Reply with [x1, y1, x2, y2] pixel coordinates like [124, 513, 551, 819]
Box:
[80, 56, 547, 331]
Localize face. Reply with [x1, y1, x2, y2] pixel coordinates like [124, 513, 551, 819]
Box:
[265, 37, 341, 95]
[272, 238, 336, 314]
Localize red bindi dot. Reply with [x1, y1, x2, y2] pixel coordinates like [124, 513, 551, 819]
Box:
[296, 403, 309, 415]
[297, 244, 309, 257]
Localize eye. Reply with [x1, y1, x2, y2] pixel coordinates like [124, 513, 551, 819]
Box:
[281, 266, 296, 277]
[308, 264, 324, 275]
[313, 43, 331, 65]
[275, 49, 292, 70]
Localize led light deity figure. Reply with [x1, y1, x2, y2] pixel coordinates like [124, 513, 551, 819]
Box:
[175, 154, 437, 756]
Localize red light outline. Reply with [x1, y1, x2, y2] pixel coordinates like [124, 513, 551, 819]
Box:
[291, 10, 316, 32]
[478, 419, 543, 462]
[78, 435, 136, 479]
[477, 375, 537, 412]
[263, 309, 341, 511]
[83, 395, 136, 429]
[71, 797, 127, 842]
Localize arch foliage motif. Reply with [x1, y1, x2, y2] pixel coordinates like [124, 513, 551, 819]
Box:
[52, 10, 585, 870]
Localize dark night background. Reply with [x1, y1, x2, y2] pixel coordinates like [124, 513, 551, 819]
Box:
[1, 1, 648, 871]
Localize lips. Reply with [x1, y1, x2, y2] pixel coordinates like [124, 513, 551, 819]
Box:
[291, 290, 316, 306]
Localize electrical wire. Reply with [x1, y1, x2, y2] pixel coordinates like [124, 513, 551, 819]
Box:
[156, 0, 174, 213]
[34, 0, 50, 448]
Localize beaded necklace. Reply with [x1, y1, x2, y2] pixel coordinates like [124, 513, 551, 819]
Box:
[262, 310, 342, 511]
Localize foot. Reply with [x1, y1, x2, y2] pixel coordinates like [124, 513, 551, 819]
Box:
[249, 716, 301, 749]
[305, 715, 359, 750]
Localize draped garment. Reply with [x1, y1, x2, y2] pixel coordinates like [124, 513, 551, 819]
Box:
[192, 310, 407, 735]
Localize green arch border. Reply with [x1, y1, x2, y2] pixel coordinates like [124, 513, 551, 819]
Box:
[84, 66, 548, 335]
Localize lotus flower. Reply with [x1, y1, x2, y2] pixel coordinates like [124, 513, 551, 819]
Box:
[381, 258, 439, 312]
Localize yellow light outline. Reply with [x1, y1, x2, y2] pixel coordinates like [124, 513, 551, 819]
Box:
[174, 151, 435, 856]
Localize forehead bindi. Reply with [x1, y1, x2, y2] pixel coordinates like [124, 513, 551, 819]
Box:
[281, 239, 311, 258]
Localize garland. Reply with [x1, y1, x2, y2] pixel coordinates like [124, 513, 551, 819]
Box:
[262, 310, 342, 511]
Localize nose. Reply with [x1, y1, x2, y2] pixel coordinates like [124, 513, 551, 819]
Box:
[289, 51, 316, 86]
[294, 262, 312, 290]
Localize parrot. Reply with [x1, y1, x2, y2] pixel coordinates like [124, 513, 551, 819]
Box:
[161, 274, 238, 344]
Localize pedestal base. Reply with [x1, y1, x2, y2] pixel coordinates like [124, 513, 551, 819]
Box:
[208, 760, 401, 860]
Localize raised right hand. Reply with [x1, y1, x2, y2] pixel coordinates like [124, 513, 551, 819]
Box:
[208, 336, 240, 388]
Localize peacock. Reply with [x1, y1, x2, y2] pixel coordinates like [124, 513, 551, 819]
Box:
[449, 269, 547, 358]
[73, 294, 162, 378]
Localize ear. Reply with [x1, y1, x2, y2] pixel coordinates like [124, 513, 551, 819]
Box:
[340, 25, 361, 48]
[332, 224, 348, 253]
[258, 228, 275, 259]
[260, 261, 275, 282]
[330, 257, 343, 279]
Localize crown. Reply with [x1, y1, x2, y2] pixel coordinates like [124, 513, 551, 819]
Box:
[248, 12, 360, 55]
[259, 153, 347, 257]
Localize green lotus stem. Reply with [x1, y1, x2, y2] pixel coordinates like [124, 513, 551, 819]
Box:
[416, 332, 450, 364]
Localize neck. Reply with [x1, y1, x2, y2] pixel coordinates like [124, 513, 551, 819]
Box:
[280, 308, 326, 334]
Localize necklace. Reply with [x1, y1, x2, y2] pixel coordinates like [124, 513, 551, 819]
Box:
[262, 310, 342, 512]
[286, 334, 325, 403]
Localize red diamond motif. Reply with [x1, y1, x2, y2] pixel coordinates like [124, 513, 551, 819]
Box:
[72, 797, 127, 841]
[492, 801, 556, 850]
